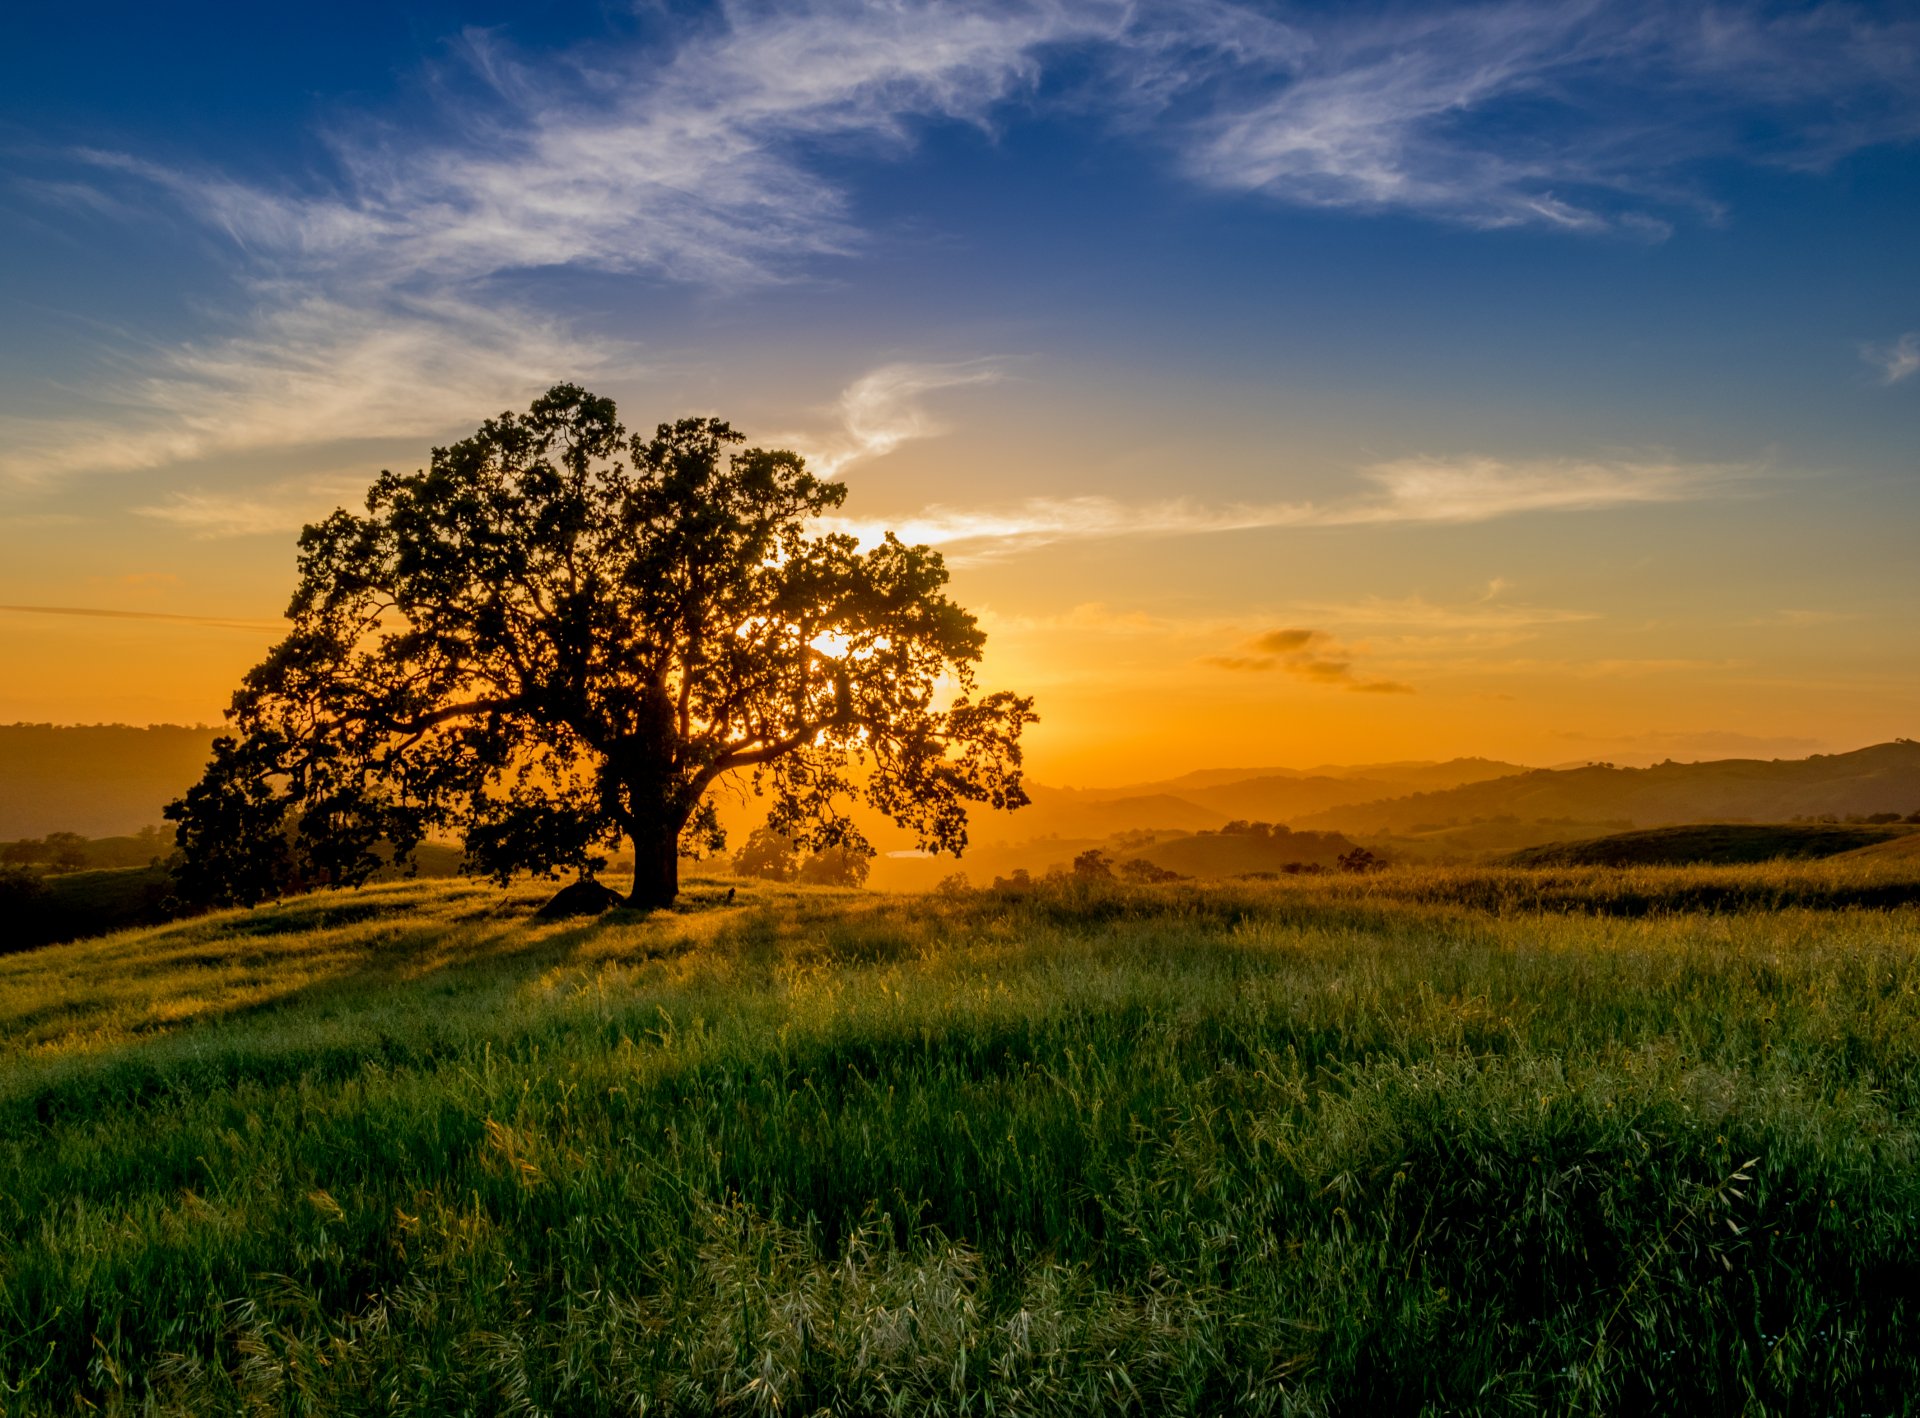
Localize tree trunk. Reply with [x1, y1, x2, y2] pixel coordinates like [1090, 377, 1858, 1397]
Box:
[627, 818, 680, 910]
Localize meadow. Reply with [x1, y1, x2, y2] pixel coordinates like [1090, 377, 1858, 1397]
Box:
[3, 865, 1920, 1413]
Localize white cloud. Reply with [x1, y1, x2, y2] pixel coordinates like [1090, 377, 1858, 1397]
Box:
[833, 453, 1744, 560]
[1173, 3, 1920, 232]
[1863, 332, 1920, 385]
[801, 360, 1006, 477]
[5, 4, 1111, 483]
[1, 295, 616, 484]
[9, 0, 1919, 484]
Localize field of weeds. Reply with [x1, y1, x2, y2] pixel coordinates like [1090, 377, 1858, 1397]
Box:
[3, 865, 1920, 1413]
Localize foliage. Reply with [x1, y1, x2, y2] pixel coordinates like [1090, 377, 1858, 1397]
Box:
[730, 825, 800, 881]
[6, 868, 1920, 1410]
[165, 385, 1033, 910]
[732, 826, 870, 887]
[794, 843, 871, 888]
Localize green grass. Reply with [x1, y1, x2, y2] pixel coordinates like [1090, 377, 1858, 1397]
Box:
[1507, 823, 1914, 868]
[4, 867, 1920, 1413]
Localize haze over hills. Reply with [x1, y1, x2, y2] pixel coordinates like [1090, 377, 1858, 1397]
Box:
[1006, 759, 1529, 845]
[0, 724, 219, 839]
[8, 726, 1920, 878]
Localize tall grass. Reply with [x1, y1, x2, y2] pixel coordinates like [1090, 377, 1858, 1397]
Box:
[3, 868, 1920, 1413]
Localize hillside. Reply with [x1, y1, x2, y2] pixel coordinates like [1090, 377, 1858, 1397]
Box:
[1299, 741, 1920, 835]
[1507, 823, 1913, 868]
[6, 874, 1920, 1410]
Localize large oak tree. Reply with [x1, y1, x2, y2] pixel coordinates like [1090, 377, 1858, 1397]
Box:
[167, 385, 1033, 909]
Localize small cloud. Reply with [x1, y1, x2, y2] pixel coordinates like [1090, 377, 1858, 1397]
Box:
[1862, 333, 1920, 386]
[134, 472, 367, 538]
[1250, 628, 1319, 654]
[1205, 627, 1414, 694]
[802, 360, 1004, 477]
[1751, 608, 1853, 627]
[830, 454, 1748, 562]
[135, 490, 324, 539]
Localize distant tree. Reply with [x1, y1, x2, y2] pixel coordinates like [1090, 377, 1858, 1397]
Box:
[1116, 857, 1183, 884]
[795, 844, 871, 888]
[167, 385, 1034, 910]
[1071, 849, 1114, 881]
[731, 827, 799, 883]
[43, 832, 88, 873]
[1337, 847, 1383, 873]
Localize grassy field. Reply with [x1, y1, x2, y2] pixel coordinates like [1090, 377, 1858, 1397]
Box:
[4, 866, 1920, 1413]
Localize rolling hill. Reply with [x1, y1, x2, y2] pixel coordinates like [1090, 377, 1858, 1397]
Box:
[1298, 742, 1920, 836]
[1507, 823, 1913, 868]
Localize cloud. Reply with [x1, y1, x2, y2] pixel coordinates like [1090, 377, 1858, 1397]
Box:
[5, 5, 1103, 482]
[1301, 592, 1596, 631]
[1750, 608, 1854, 628]
[134, 491, 319, 539]
[1204, 626, 1414, 694]
[801, 360, 1005, 477]
[1863, 332, 1920, 385]
[0, 603, 278, 632]
[832, 452, 1743, 560]
[1172, 3, 1920, 233]
[12, 0, 1918, 482]
[0, 294, 620, 484]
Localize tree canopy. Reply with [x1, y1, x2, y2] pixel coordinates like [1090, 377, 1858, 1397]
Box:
[167, 384, 1034, 908]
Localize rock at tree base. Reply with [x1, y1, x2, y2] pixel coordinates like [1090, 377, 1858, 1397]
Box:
[534, 879, 624, 919]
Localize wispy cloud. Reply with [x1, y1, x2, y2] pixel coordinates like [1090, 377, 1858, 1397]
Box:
[834, 453, 1744, 560]
[1301, 591, 1597, 632]
[10, 1, 1917, 482]
[801, 360, 1005, 476]
[0, 295, 619, 484]
[129, 463, 379, 538]
[0, 603, 278, 632]
[4, 5, 1102, 483]
[1862, 332, 1920, 385]
[1173, 2, 1920, 233]
[1204, 626, 1414, 694]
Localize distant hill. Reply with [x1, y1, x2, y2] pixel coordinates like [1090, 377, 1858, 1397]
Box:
[1299, 742, 1920, 836]
[1508, 823, 1912, 868]
[0, 724, 219, 838]
[1072, 757, 1527, 804]
[997, 787, 1230, 842]
[1123, 828, 1360, 878]
[1002, 757, 1531, 843]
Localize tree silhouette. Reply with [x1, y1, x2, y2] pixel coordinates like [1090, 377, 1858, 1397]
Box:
[167, 385, 1034, 909]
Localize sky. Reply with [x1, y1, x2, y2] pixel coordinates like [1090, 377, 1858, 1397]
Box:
[1, 0, 1916, 785]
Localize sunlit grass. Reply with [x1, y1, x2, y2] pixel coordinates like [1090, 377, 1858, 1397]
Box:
[3, 867, 1920, 1412]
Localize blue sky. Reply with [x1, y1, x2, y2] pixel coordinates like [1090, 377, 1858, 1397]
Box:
[1, 0, 1916, 777]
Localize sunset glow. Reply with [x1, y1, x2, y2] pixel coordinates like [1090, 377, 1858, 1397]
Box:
[3, 1, 1915, 782]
